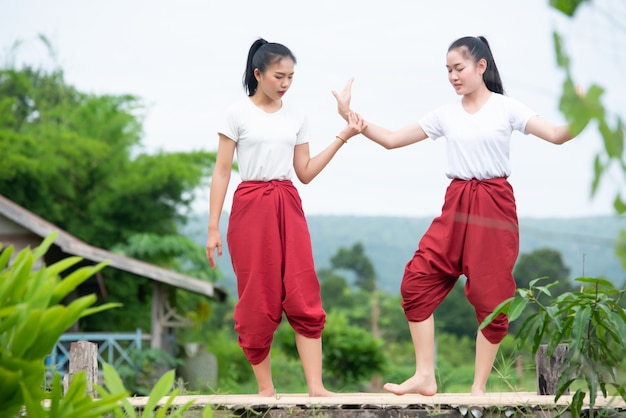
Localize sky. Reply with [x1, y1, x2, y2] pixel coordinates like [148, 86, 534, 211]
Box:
[2, 0, 625, 219]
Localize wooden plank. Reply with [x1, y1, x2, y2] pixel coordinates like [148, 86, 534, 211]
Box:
[125, 392, 626, 412]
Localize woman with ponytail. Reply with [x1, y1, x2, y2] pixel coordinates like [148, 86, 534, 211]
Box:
[333, 35, 587, 397]
[206, 38, 364, 397]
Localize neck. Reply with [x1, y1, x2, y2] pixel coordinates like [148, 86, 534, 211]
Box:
[463, 85, 491, 104]
[251, 93, 282, 113]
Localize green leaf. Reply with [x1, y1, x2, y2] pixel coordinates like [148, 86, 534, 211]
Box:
[142, 370, 176, 418]
[549, 0, 590, 17]
[0, 245, 14, 271]
[575, 277, 616, 288]
[10, 309, 43, 357]
[506, 297, 528, 323]
[590, 154, 604, 196]
[50, 261, 108, 305]
[478, 297, 513, 331]
[571, 306, 591, 343]
[31, 231, 58, 259]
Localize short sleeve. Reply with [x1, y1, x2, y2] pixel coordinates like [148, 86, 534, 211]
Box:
[218, 104, 240, 142]
[506, 97, 537, 135]
[296, 113, 310, 145]
[418, 108, 445, 140]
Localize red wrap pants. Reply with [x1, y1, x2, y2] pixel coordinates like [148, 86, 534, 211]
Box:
[227, 180, 326, 365]
[401, 177, 519, 343]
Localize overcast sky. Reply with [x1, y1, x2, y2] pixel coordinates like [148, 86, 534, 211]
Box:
[2, 0, 625, 218]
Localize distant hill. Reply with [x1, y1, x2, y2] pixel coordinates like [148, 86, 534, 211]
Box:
[183, 214, 626, 295]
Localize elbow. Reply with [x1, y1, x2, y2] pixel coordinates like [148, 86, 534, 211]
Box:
[296, 174, 313, 185]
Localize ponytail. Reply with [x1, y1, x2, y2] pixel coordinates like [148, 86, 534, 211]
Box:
[448, 36, 504, 95]
[242, 38, 297, 96]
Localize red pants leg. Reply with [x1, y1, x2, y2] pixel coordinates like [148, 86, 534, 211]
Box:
[227, 180, 325, 365]
[401, 178, 518, 343]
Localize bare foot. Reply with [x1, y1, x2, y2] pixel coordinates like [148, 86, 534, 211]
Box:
[470, 385, 486, 396]
[309, 387, 336, 397]
[383, 374, 437, 396]
[258, 388, 275, 397]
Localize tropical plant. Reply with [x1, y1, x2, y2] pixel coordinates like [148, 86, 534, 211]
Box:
[0, 233, 213, 417]
[0, 232, 121, 416]
[481, 277, 626, 417]
[322, 312, 386, 387]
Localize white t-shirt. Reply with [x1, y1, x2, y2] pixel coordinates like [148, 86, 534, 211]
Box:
[218, 98, 310, 181]
[419, 93, 537, 180]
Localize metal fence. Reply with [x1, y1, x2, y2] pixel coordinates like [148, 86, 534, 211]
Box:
[45, 329, 146, 380]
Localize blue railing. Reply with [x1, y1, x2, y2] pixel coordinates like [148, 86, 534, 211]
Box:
[46, 329, 146, 379]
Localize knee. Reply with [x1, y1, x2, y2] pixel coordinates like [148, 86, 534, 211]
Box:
[287, 310, 326, 338]
[479, 313, 509, 344]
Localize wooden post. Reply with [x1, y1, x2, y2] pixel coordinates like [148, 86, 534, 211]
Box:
[535, 343, 569, 395]
[62, 341, 99, 397]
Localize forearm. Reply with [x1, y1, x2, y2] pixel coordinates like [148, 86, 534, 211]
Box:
[208, 170, 230, 231]
[361, 121, 397, 149]
[297, 137, 346, 184]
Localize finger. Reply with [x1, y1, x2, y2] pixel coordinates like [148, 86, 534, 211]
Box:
[344, 76, 354, 90]
[207, 250, 216, 269]
[217, 242, 223, 258]
[575, 84, 585, 97]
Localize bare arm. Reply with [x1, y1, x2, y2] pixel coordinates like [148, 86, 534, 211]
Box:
[206, 134, 236, 268]
[332, 77, 428, 150]
[293, 112, 365, 184]
[525, 115, 581, 145]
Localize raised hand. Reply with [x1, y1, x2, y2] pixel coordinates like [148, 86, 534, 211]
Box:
[339, 111, 367, 141]
[332, 77, 354, 122]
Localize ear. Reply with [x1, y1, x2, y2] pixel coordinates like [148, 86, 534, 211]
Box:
[254, 68, 261, 81]
[477, 58, 487, 75]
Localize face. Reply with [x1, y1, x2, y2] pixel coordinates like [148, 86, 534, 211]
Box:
[254, 57, 295, 101]
[446, 47, 486, 96]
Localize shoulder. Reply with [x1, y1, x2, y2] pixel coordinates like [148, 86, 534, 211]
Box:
[225, 98, 252, 114]
[492, 93, 529, 109]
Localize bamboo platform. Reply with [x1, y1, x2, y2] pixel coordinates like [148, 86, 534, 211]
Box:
[127, 391, 626, 417]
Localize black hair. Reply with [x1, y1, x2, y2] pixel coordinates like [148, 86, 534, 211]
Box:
[448, 36, 504, 95]
[242, 38, 297, 96]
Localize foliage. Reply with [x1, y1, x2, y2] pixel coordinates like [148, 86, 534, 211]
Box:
[510, 248, 573, 334]
[0, 232, 213, 416]
[0, 45, 221, 334]
[330, 242, 377, 292]
[118, 348, 183, 396]
[203, 329, 254, 391]
[0, 60, 218, 248]
[321, 312, 385, 387]
[0, 232, 121, 416]
[549, 1, 626, 214]
[97, 364, 205, 418]
[434, 279, 477, 339]
[112, 233, 222, 345]
[482, 277, 626, 417]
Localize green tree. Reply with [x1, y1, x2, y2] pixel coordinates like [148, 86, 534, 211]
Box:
[0, 58, 217, 249]
[330, 242, 376, 292]
[0, 43, 222, 333]
[435, 279, 478, 339]
[514, 248, 572, 294]
[318, 267, 353, 311]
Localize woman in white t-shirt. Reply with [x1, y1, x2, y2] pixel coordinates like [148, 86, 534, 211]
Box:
[206, 38, 364, 397]
[333, 36, 587, 398]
